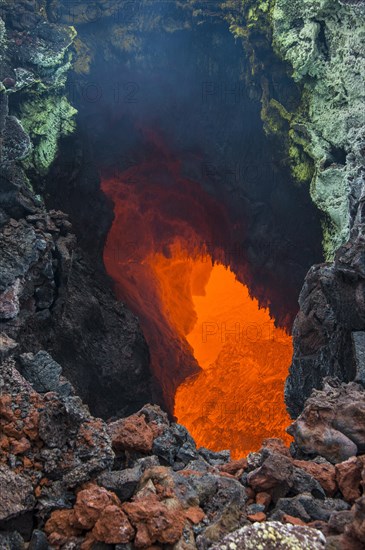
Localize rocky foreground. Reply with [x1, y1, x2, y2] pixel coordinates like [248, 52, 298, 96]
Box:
[0, 352, 364, 549]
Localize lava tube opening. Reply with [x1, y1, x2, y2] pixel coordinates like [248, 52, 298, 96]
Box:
[102, 135, 293, 458]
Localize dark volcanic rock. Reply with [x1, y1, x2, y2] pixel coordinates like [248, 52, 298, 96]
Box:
[97, 467, 142, 501]
[328, 510, 354, 534]
[0, 531, 25, 550]
[0, 465, 35, 521]
[153, 423, 199, 470]
[286, 213, 365, 417]
[287, 379, 365, 463]
[272, 494, 349, 523]
[28, 530, 49, 550]
[46, 253, 152, 419]
[18, 351, 73, 396]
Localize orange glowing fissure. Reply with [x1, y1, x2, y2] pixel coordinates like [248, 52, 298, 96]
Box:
[102, 151, 293, 459]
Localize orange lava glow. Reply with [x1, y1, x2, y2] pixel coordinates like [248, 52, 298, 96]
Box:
[101, 138, 293, 458]
[173, 260, 293, 458]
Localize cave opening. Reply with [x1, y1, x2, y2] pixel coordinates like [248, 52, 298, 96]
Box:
[101, 136, 293, 457]
[45, 2, 324, 455]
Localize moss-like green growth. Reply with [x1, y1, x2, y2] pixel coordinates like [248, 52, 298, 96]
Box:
[224, 0, 314, 187]
[21, 95, 77, 175]
[225, 0, 365, 259]
[8, 18, 78, 177]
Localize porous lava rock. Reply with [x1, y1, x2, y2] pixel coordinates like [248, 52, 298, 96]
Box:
[286, 208, 365, 417]
[287, 379, 365, 463]
[210, 521, 327, 549]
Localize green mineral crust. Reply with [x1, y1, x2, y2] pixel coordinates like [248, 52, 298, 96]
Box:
[1, 6, 78, 176]
[225, 0, 365, 258]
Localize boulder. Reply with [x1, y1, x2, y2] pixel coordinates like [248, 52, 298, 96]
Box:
[287, 379, 365, 463]
[335, 456, 364, 503]
[18, 351, 73, 396]
[293, 459, 337, 496]
[272, 494, 349, 523]
[210, 521, 326, 549]
[247, 452, 293, 501]
[108, 414, 155, 454]
[344, 495, 365, 546]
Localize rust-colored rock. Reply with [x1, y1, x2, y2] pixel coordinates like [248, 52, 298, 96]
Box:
[74, 485, 120, 529]
[247, 453, 293, 493]
[283, 514, 306, 526]
[248, 512, 266, 522]
[185, 506, 205, 524]
[0, 395, 14, 422]
[287, 381, 365, 464]
[256, 492, 271, 509]
[10, 437, 31, 455]
[92, 504, 134, 544]
[293, 459, 337, 496]
[344, 496, 365, 545]
[45, 509, 82, 546]
[336, 457, 363, 503]
[219, 457, 248, 475]
[261, 438, 292, 457]
[108, 414, 154, 453]
[122, 494, 186, 547]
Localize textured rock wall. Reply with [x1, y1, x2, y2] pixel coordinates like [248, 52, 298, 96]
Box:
[0, 1, 152, 418]
[0, 0, 77, 176]
[226, 0, 365, 259]
[272, 0, 365, 258]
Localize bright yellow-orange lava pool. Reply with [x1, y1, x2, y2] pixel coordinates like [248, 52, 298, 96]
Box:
[172, 260, 293, 458]
[148, 247, 293, 458]
[101, 148, 293, 459]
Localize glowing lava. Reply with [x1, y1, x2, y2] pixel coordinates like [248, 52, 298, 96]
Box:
[174, 262, 293, 458]
[102, 136, 293, 458]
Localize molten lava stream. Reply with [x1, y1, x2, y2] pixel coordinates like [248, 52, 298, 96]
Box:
[173, 262, 293, 459]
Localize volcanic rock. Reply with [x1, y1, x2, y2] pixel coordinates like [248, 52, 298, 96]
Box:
[0, 531, 24, 550]
[293, 459, 337, 496]
[210, 521, 326, 549]
[335, 456, 364, 503]
[92, 505, 135, 545]
[0, 465, 35, 521]
[287, 379, 365, 463]
[328, 510, 354, 534]
[153, 422, 199, 469]
[271, 494, 349, 523]
[97, 467, 142, 502]
[247, 452, 293, 500]
[44, 509, 82, 547]
[18, 351, 73, 396]
[343, 495, 365, 548]
[0, 333, 18, 358]
[291, 466, 326, 499]
[73, 485, 120, 530]
[28, 530, 49, 550]
[0, 278, 22, 319]
[198, 447, 231, 466]
[108, 414, 155, 454]
[287, 221, 365, 418]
